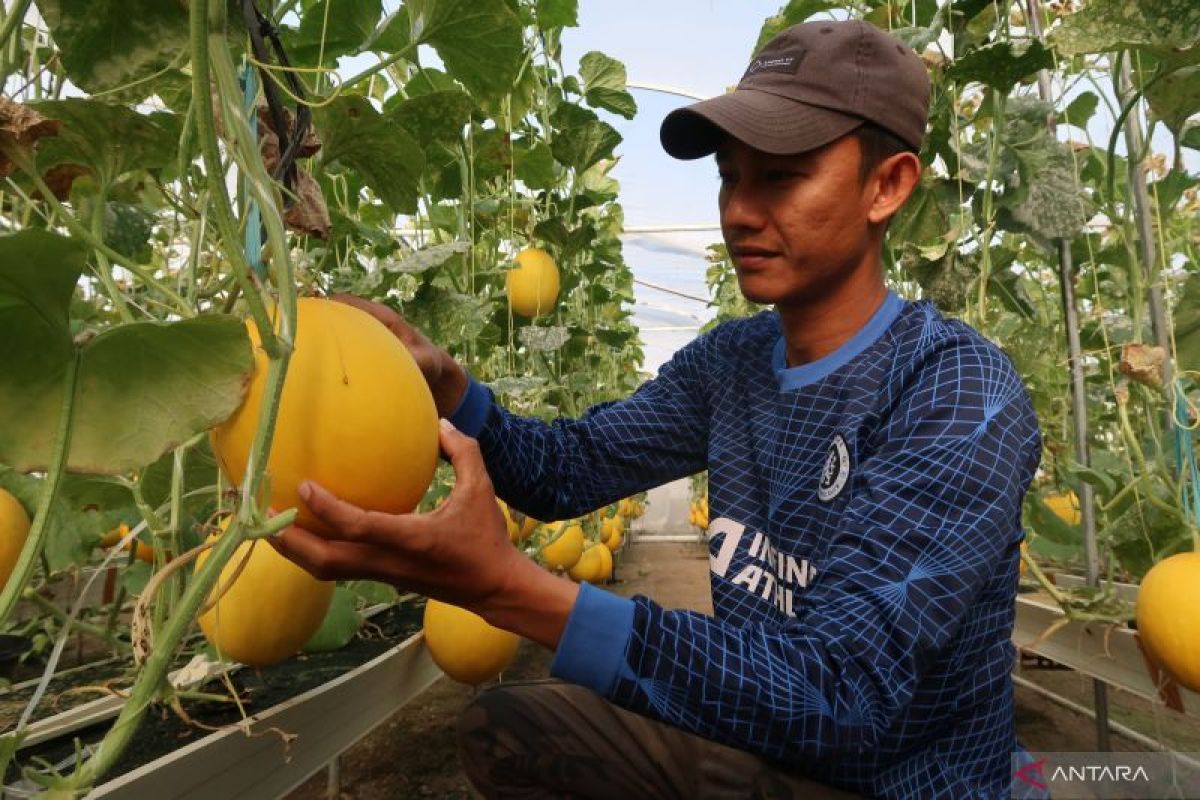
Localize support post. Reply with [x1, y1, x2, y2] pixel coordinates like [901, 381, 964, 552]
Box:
[1024, 0, 1109, 751]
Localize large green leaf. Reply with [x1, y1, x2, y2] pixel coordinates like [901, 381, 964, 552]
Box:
[35, 0, 190, 95]
[407, 0, 525, 98]
[1051, 0, 1200, 56]
[550, 103, 621, 173]
[315, 95, 426, 214]
[29, 99, 181, 186]
[579, 52, 637, 120]
[535, 0, 578, 29]
[946, 40, 1054, 94]
[387, 90, 474, 149]
[285, 0, 384, 65]
[1144, 63, 1200, 138]
[0, 230, 253, 475]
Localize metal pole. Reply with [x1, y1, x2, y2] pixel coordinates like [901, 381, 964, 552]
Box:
[1117, 53, 1175, 394]
[1024, 0, 1109, 751]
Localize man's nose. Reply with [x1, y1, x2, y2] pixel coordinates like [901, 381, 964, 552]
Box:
[720, 181, 766, 231]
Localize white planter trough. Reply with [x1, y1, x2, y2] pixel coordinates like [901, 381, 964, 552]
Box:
[84, 630, 440, 799]
[1012, 589, 1200, 717]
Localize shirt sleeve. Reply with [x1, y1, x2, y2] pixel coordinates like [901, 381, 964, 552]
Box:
[551, 340, 1042, 764]
[454, 332, 713, 522]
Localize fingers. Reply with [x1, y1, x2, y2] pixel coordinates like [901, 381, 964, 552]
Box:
[437, 419, 492, 495]
[272, 526, 396, 584]
[298, 480, 413, 546]
[330, 294, 418, 343]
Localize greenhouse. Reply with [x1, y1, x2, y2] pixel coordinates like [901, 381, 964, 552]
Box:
[0, 0, 1198, 797]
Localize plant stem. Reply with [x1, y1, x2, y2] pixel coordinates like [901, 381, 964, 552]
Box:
[188, 0, 279, 357]
[0, 0, 33, 75]
[0, 352, 79, 629]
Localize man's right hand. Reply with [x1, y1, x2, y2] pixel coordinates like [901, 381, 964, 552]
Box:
[330, 294, 469, 418]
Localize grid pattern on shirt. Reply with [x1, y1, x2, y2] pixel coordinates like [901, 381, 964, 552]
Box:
[478, 300, 1042, 799]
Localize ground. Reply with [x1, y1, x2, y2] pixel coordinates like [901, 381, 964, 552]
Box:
[287, 540, 1200, 800]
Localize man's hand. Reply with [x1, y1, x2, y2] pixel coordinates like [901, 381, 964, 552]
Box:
[272, 420, 578, 648]
[330, 294, 469, 418]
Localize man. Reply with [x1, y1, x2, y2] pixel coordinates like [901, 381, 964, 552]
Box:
[275, 19, 1042, 799]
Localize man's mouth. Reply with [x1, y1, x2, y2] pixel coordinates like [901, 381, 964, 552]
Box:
[729, 245, 779, 268]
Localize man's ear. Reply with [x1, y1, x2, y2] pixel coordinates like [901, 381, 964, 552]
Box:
[867, 151, 922, 225]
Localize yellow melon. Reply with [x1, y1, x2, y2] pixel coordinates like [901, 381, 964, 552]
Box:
[505, 248, 560, 318]
[0, 488, 31, 590]
[1136, 552, 1200, 693]
[211, 298, 439, 536]
[196, 526, 334, 667]
[423, 599, 519, 685]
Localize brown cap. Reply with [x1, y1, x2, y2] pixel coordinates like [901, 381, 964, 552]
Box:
[661, 20, 930, 159]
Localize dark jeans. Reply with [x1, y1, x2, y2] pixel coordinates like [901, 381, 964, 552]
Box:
[457, 679, 860, 799]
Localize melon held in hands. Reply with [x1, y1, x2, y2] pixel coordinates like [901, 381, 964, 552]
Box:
[211, 298, 439, 535]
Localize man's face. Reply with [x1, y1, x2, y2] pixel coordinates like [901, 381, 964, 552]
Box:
[716, 135, 875, 309]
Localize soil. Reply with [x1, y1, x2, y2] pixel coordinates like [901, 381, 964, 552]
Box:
[285, 540, 1200, 800]
[3, 603, 425, 791]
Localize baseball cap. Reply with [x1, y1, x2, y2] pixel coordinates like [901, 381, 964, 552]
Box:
[660, 20, 930, 159]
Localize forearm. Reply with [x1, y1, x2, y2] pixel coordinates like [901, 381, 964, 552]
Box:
[471, 554, 579, 650]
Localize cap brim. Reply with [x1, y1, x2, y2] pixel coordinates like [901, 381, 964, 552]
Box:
[660, 88, 864, 160]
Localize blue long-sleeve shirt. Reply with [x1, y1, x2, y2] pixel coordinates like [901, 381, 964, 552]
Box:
[451, 294, 1042, 798]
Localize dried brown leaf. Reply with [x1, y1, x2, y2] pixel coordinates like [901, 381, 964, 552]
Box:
[1118, 343, 1166, 389]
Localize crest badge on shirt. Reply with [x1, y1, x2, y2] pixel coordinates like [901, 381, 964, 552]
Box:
[818, 433, 851, 502]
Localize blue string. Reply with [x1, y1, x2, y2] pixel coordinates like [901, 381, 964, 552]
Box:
[240, 63, 266, 281]
[1173, 383, 1200, 528]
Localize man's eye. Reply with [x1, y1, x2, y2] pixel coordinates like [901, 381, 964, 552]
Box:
[766, 170, 800, 182]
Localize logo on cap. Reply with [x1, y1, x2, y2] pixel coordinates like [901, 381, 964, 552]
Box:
[742, 46, 807, 81]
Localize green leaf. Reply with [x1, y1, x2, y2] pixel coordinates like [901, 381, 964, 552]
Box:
[579, 52, 637, 120]
[29, 100, 181, 186]
[0, 230, 254, 475]
[550, 103, 622, 173]
[515, 141, 559, 189]
[315, 95, 426, 214]
[371, 7, 412, 52]
[947, 40, 1053, 93]
[408, 0, 525, 98]
[303, 587, 363, 653]
[753, 0, 838, 55]
[102, 202, 155, 262]
[1050, 0, 1200, 56]
[343, 580, 400, 606]
[387, 90, 473, 149]
[1175, 271, 1200, 375]
[120, 560, 153, 596]
[0, 467, 94, 573]
[1143, 64, 1200, 137]
[35, 0, 190, 95]
[536, 0, 578, 29]
[1009, 139, 1092, 241]
[287, 0, 383, 64]
[1062, 91, 1099, 128]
